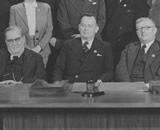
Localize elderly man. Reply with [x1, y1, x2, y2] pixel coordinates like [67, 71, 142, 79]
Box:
[116, 17, 160, 83]
[0, 26, 46, 84]
[53, 13, 114, 84]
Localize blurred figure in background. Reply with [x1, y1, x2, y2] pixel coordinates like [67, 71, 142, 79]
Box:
[148, 0, 160, 42]
[9, 0, 53, 67]
[57, 0, 106, 40]
[102, 0, 149, 66]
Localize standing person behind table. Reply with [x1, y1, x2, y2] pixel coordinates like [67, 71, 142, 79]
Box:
[102, 0, 149, 66]
[115, 17, 160, 83]
[9, 0, 53, 67]
[0, 26, 46, 84]
[148, 0, 160, 42]
[53, 14, 114, 84]
[57, 0, 106, 40]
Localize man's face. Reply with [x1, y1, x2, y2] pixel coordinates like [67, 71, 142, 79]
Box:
[5, 29, 25, 55]
[79, 16, 99, 40]
[136, 20, 157, 44]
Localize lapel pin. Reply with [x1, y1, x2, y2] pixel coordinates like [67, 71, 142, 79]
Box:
[94, 50, 97, 53]
[92, 2, 97, 5]
[152, 54, 155, 58]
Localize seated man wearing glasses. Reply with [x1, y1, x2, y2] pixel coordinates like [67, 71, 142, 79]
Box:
[0, 26, 46, 84]
[115, 17, 160, 83]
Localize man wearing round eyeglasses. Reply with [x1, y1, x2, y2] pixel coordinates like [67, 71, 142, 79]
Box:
[116, 17, 160, 83]
[0, 26, 46, 84]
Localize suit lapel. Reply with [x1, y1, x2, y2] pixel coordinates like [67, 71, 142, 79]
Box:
[79, 38, 100, 71]
[23, 49, 32, 79]
[128, 42, 140, 74]
[18, 3, 29, 30]
[70, 38, 85, 62]
[68, 0, 83, 13]
[145, 41, 160, 71]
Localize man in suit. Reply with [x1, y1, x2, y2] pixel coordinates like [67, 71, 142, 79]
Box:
[102, 0, 149, 66]
[57, 0, 106, 40]
[116, 17, 160, 83]
[0, 26, 46, 84]
[53, 14, 114, 84]
[9, 0, 53, 66]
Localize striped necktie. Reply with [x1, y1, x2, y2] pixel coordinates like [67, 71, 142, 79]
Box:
[82, 41, 89, 53]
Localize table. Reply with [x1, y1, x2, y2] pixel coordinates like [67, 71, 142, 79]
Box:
[1, 82, 160, 130]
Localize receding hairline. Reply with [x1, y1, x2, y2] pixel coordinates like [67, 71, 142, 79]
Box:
[136, 17, 156, 27]
[4, 26, 23, 39]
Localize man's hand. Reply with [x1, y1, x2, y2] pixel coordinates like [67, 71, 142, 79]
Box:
[49, 37, 57, 47]
[31, 45, 41, 53]
[72, 34, 81, 39]
[0, 80, 23, 85]
[95, 79, 102, 87]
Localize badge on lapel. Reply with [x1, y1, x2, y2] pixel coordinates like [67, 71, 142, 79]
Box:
[89, 0, 97, 5]
[152, 54, 156, 58]
[93, 50, 102, 56]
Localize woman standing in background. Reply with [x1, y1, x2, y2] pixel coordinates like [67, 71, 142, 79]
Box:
[9, 0, 53, 67]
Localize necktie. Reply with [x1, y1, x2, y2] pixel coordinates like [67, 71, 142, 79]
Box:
[82, 42, 89, 53]
[141, 45, 146, 55]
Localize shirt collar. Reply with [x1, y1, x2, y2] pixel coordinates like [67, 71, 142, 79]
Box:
[81, 38, 94, 49]
[24, 1, 37, 8]
[10, 48, 24, 60]
[141, 40, 154, 48]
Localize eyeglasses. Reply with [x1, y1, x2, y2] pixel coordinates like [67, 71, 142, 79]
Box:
[6, 37, 22, 44]
[136, 26, 154, 32]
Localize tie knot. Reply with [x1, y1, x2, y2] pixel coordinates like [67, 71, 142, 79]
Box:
[82, 42, 89, 53]
[142, 45, 146, 49]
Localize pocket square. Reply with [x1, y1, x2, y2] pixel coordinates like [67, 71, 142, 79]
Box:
[97, 54, 102, 56]
[92, 2, 97, 5]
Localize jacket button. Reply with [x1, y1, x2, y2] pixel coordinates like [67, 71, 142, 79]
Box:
[36, 30, 38, 33]
[75, 75, 78, 78]
[36, 38, 39, 40]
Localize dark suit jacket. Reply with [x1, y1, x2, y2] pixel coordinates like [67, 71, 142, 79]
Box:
[115, 40, 160, 83]
[57, 0, 106, 40]
[9, 2, 53, 65]
[148, 0, 160, 42]
[103, 0, 149, 45]
[0, 48, 46, 83]
[53, 38, 114, 82]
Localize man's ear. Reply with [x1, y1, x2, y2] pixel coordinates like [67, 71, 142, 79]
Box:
[95, 25, 99, 33]
[22, 35, 25, 43]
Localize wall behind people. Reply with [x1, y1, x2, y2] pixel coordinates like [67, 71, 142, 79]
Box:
[102, 0, 149, 66]
[0, 1, 11, 49]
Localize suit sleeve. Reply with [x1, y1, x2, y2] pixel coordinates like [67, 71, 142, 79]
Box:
[53, 41, 68, 81]
[115, 45, 131, 82]
[135, 0, 149, 19]
[99, 43, 114, 81]
[38, 4, 53, 49]
[9, 6, 16, 26]
[57, 0, 78, 39]
[23, 53, 46, 83]
[96, 0, 106, 39]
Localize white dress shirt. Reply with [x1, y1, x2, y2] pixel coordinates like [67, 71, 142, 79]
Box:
[24, 1, 37, 36]
[141, 40, 154, 54]
[81, 38, 94, 50]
